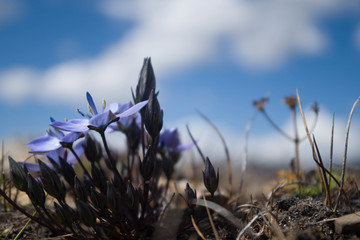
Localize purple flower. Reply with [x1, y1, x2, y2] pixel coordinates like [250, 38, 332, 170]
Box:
[28, 130, 83, 154]
[107, 102, 142, 132]
[26, 129, 84, 173]
[159, 128, 194, 154]
[51, 92, 148, 134]
[159, 128, 195, 178]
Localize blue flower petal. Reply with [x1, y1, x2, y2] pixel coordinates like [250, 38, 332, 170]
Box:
[86, 92, 98, 115]
[104, 102, 120, 114]
[61, 132, 83, 143]
[28, 134, 61, 154]
[176, 142, 196, 152]
[117, 100, 148, 118]
[51, 119, 90, 133]
[89, 110, 118, 129]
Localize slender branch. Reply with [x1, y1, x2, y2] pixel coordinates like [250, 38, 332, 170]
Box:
[261, 110, 293, 141]
[186, 125, 206, 164]
[0, 188, 57, 232]
[68, 147, 93, 183]
[100, 132, 121, 179]
[291, 108, 300, 178]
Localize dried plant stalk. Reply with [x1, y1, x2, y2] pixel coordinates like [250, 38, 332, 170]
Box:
[335, 96, 360, 210]
[202, 194, 219, 240]
[191, 215, 206, 240]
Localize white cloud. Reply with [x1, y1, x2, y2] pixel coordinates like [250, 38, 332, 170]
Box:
[0, 0, 23, 27]
[0, 68, 39, 102]
[0, 0, 357, 104]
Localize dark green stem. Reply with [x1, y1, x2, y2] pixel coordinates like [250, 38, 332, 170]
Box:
[100, 132, 121, 178]
[0, 188, 57, 232]
[69, 147, 93, 183]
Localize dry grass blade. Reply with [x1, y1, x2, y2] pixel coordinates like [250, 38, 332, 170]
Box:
[335, 96, 360, 211]
[193, 198, 243, 228]
[191, 215, 206, 240]
[186, 124, 206, 164]
[264, 212, 286, 240]
[202, 194, 220, 240]
[329, 113, 335, 187]
[236, 214, 259, 240]
[296, 89, 326, 201]
[238, 110, 258, 196]
[313, 136, 331, 206]
[196, 110, 233, 198]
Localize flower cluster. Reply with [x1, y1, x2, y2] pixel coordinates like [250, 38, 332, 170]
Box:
[5, 58, 210, 239]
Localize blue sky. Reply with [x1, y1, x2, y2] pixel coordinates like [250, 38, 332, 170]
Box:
[1, 0, 360, 166]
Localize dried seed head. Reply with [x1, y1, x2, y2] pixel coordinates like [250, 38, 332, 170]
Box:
[284, 96, 298, 110]
[312, 101, 319, 114]
[253, 97, 268, 111]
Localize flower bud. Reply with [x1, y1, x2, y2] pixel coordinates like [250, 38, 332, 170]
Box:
[59, 156, 76, 186]
[8, 156, 28, 192]
[144, 89, 163, 139]
[113, 172, 126, 196]
[136, 57, 156, 103]
[140, 149, 155, 181]
[74, 176, 88, 202]
[90, 187, 106, 210]
[38, 160, 66, 201]
[126, 181, 138, 211]
[83, 133, 102, 163]
[75, 198, 96, 227]
[54, 202, 75, 228]
[184, 183, 196, 209]
[106, 181, 120, 213]
[126, 118, 141, 154]
[202, 157, 219, 197]
[91, 163, 107, 193]
[27, 173, 46, 207]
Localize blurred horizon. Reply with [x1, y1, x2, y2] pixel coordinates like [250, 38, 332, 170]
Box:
[1, 0, 360, 168]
